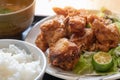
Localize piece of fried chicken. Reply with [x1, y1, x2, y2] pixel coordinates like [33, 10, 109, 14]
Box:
[53, 6, 81, 17]
[35, 32, 48, 52]
[90, 15, 120, 51]
[49, 38, 80, 70]
[53, 6, 97, 17]
[65, 15, 86, 36]
[35, 15, 67, 52]
[40, 15, 67, 47]
[70, 28, 95, 51]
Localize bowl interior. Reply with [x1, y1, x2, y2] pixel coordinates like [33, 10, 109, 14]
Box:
[0, 0, 34, 14]
[0, 39, 46, 80]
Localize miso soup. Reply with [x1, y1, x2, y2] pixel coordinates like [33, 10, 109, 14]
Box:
[0, 3, 25, 14]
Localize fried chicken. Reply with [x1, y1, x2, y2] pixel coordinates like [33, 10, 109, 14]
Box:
[65, 15, 86, 35]
[53, 6, 80, 17]
[70, 28, 95, 51]
[53, 6, 98, 17]
[91, 17, 120, 51]
[35, 7, 120, 71]
[40, 15, 67, 47]
[35, 32, 48, 52]
[49, 38, 79, 70]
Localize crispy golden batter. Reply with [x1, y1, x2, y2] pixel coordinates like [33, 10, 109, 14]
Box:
[53, 6, 80, 17]
[91, 18, 120, 51]
[70, 28, 95, 51]
[49, 38, 79, 70]
[40, 15, 67, 47]
[67, 15, 86, 35]
[35, 32, 48, 52]
[53, 7, 99, 17]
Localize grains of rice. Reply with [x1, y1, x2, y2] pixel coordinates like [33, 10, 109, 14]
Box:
[0, 44, 41, 80]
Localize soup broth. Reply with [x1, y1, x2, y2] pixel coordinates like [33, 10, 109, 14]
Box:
[0, 3, 25, 14]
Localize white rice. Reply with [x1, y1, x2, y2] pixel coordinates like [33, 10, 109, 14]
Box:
[0, 44, 41, 80]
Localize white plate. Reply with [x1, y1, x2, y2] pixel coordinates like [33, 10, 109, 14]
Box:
[25, 16, 120, 80]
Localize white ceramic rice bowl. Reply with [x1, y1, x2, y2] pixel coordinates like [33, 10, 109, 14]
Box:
[0, 39, 47, 80]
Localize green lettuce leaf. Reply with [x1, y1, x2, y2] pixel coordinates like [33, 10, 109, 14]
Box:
[115, 22, 120, 33]
[73, 53, 94, 75]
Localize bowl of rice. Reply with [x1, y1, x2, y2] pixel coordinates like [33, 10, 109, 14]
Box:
[0, 39, 47, 80]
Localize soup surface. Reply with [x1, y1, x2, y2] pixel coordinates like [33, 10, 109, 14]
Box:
[0, 3, 25, 14]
